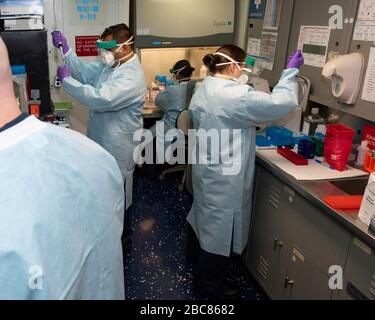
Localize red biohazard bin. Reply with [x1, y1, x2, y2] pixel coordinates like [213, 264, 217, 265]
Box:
[324, 124, 355, 172]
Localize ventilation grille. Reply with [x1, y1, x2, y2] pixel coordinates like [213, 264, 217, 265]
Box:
[267, 185, 281, 210]
[257, 256, 269, 280]
[370, 275, 375, 298]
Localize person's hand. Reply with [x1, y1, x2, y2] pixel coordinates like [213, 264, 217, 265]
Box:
[57, 64, 70, 82]
[51, 31, 70, 54]
[287, 49, 304, 69]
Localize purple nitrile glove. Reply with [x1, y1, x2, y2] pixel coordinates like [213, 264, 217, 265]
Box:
[287, 49, 304, 69]
[51, 31, 70, 54]
[57, 64, 70, 82]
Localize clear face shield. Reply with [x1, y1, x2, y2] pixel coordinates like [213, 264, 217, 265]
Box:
[214, 52, 255, 85]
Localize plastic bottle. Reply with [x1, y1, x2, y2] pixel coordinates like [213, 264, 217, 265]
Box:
[355, 141, 370, 168]
[302, 108, 326, 136]
[150, 82, 160, 102]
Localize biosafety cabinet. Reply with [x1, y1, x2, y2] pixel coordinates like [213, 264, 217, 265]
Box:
[132, 0, 235, 48]
[247, 0, 375, 122]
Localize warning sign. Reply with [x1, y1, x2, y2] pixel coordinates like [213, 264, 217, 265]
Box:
[75, 35, 100, 57]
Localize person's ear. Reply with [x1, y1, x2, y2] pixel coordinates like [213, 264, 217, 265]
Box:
[117, 45, 127, 56]
[123, 45, 132, 55]
[228, 64, 236, 75]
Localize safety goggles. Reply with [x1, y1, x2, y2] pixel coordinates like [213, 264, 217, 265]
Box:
[96, 36, 134, 50]
[214, 52, 255, 68]
[169, 65, 188, 75]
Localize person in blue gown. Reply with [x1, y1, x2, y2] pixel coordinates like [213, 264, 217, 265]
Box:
[187, 44, 304, 298]
[0, 36, 125, 300]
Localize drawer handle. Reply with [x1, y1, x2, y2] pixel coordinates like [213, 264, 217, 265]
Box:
[274, 239, 284, 250]
[284, 277, 295, 289]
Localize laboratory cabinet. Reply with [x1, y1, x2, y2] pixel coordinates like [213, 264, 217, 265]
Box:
[284, 181, 351, 275]
[285, 0, 375, 122]
[286, 0, 359, 108]
[246, 168, 293, 300]
[283, 246, 333, 300]
[246, 165, 351, 300]
[339, 238, 375, 300]
[248, 0, 375, 121]
[1, 30, 52, 116]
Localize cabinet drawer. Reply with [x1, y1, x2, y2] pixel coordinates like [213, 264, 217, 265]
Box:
[283, 246, 333, 300]
[342, 238, 375, 300]
[284, 190, 351, 273]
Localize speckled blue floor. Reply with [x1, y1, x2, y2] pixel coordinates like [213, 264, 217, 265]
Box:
[124, 166, 268, 300]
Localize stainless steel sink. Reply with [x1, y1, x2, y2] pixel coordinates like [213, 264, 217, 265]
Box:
[329, 178, 370, 196]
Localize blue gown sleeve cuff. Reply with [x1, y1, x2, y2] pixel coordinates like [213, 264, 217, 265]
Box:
[280, 68, 299, 80]
[64, 48, 73, 58]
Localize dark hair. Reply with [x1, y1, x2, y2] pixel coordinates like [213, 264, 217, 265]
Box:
[203, 44, 247, 74]
[172, 60, 195, 79]
[101, 23, 134, 50]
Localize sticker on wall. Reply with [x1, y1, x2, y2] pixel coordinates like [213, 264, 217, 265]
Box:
[249, 0, 266, 20]
[297, 25, 331, 68]
[353, 0, 375, 42]
[263, 0, 283, 30]
[69, 0, 108, 26]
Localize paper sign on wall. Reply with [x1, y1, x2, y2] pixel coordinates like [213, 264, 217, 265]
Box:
[362, 47, 375, 103]
[263, 0, 283, 30]
[353, 0, 375, 42]
[257, 32, 278, 71]
[359, 173, 375, 227]
[247, 38, 261, 56]
[297, 26, 331, 68]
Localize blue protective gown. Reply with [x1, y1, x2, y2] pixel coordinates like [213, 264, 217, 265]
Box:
[155, 81, 188, 132]
[187, 68, 299, 257]
[0, 116, 125, 299]
[62, 52, 147, 209]
[151, 82, 188, 162]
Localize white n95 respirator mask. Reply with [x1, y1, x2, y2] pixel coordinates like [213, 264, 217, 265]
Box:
[101, 50, 116, 67]
[238, 68, 253, 85]
[214, 52, 255, 85]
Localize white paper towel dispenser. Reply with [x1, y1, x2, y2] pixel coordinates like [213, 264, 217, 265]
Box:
[322, 53, 365, 105]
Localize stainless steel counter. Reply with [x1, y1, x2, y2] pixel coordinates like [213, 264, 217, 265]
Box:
[256, 152, 375, 250]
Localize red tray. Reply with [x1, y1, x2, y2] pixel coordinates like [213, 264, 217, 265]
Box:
[324, 196, 364, 210]
[277, 147, 308, 166]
